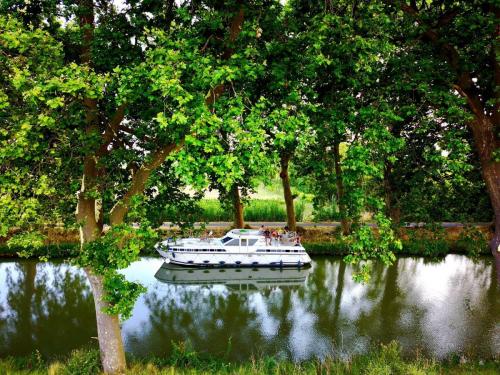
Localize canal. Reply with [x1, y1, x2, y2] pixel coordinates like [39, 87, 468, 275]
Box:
[0, 255, 498, 361]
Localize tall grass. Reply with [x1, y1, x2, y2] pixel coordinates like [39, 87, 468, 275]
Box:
[312, 204, 341, 221]
[165, 199, 306, 222]
[1, 342, 498, 375]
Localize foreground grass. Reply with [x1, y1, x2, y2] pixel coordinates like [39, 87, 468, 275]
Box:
[1, 342, 498, 375]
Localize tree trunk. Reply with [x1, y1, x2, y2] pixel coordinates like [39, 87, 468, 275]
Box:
[467, 116, 500, 257]
[280, 153, 296, 231]
[232, 185, 244, 228]
[85, 269, 127, 374]
[333, 142, 350, 235]
[383, 163, 400, 224]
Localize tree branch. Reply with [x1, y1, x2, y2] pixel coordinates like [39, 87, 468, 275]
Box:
[109, 140, 185, 225]
[119, 124, 153, 142]
[206, 6, 245, 107]
[399, 2, 476, 99]
[96, 103, 127, 156]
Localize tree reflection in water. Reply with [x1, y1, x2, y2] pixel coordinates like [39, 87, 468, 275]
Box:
[0, 256, 498, 361]
[0, 260, 96, 357]
[125, 256, 500, 361]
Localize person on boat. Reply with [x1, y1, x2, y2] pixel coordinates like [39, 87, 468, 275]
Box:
[200, 230, 212, 241]
[271, 230, 279, 244]
[264, 227, 271, 245]
[294, 233, 302, 246]
[259, 225, 265, 235]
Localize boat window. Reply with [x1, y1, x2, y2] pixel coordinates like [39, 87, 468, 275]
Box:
[248, 239, 258, 246]
[225, 239, 240, 246]
[210, 249, 214, 252]
[241, 239, 247, 246]
[221, 236, 232, 244]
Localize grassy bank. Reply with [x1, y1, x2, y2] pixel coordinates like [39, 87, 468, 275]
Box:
[1, 342, 498, 375]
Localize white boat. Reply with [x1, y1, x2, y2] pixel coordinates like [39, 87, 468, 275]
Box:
[155, 229, 312, 267]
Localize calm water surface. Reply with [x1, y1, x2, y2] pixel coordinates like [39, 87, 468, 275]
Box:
[0, 255, 499, 361]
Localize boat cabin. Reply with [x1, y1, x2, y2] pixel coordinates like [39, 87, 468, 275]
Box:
[220, 229, 262, 247]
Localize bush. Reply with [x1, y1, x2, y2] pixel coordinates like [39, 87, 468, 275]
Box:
[63, 348, 101, 375]
[399, 224, 450, 257]
[455, 226, 490, 257]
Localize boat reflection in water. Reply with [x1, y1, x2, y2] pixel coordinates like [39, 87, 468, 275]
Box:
[154, 262, 311, 292]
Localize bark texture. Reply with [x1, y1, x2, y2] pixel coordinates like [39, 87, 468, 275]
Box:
[333, 142, 351, 235]
[232, 185, 245, 228]
[280, 153, 297, 231]
[383, 163, 400, 224]
[85, 269, 127, 374]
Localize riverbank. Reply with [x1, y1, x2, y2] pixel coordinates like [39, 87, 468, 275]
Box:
[1, 342, 498, 375]
[0, 223, 491, 259]
[0, 240, 490, 259]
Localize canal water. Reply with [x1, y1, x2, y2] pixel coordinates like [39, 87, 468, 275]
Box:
[0, 255, 498, 361]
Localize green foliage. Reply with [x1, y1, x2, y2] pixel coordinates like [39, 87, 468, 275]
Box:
[0, 243, 79, 258]
[62, 348, 101, 375]
[344, 213, 400, 281]
[102, 271, 146, 319]
[73, 224, 157, 319]
[400, 224, 450, 258]
[7, 231, 45, 257]
[1, 3, 498, 372]
[456, 226, 490, 258]
[312, 204, 341, 222]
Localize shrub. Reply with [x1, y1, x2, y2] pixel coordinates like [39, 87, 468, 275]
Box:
[455, 226, 490, 257]
[399, 224, 450, 257]
[63, 348, 101, 375]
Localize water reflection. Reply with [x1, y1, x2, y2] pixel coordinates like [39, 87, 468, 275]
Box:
[155, 264, 311, 292]
[0, 256, 498, 361]
[0, 260, 96, 357]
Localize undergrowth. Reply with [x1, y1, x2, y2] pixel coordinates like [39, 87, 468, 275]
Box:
[1, 342, 498, 375]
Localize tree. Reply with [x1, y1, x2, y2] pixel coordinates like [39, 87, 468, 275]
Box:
[0, 0, 253, 371]
[393, 1, 499, 256]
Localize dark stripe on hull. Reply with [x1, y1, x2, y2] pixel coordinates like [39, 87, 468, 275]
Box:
[167, 259, 311, 268]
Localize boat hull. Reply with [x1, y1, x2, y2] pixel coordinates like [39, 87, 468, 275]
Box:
[156, 248, 311, 268]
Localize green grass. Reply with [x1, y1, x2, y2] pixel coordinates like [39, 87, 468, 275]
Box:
[180, 199, 307, 222]
[311, 204, 341, 221]
[1, 342, 498, 375]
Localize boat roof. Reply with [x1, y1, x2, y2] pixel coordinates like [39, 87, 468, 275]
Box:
[225, 229, 263, 238]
